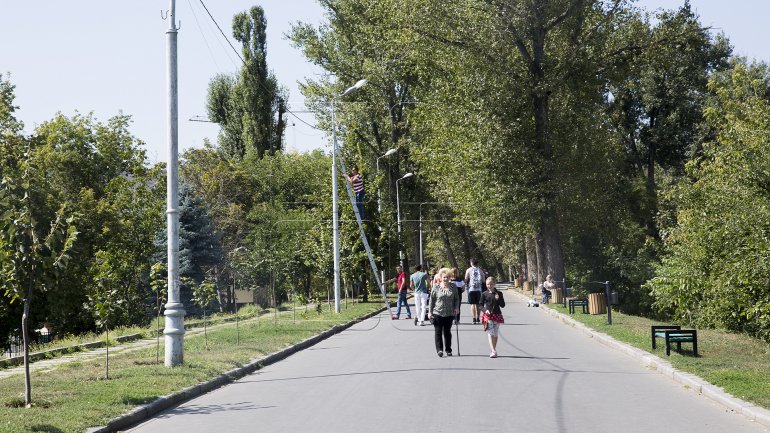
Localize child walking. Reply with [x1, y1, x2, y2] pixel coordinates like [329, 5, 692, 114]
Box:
[480, 276, 505, 358]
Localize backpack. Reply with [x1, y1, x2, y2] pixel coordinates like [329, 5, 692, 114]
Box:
[470, 267, 481, 290]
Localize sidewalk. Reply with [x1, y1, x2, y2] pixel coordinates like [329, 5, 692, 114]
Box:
[501, 283, 770, 429]
[0, 314, 266, 380]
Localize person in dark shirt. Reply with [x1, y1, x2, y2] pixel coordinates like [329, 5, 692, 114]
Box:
[480, 276, 505, 358]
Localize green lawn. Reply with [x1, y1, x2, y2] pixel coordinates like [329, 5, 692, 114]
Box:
[0, 301, 383, 433]
[523, 290, 770, 409]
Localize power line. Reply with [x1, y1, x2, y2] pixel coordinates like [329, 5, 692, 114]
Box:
[197, 0, 244, 64]
[196, 0, 322, 132]
[288, 111, 320, 130]
[186, 0, 222, 73]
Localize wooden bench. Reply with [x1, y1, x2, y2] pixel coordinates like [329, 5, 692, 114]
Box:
[651, 325, 698, 356]
[568, 299, 589, 314]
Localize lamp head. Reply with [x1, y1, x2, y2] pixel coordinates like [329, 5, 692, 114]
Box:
[400, 172, 414, 180]
[341, 79, 368, 97]
[384, 148, 397, 157]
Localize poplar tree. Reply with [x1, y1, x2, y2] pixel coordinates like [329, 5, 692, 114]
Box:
[206, 6, 287, 160]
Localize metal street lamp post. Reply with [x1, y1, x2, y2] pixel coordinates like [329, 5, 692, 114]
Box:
[376, 148, 397, 213]
[395, 172, 414, 264]
[332, 79, 367, 313]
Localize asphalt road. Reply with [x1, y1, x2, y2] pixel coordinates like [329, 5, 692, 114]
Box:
[127, 289, 769, 433]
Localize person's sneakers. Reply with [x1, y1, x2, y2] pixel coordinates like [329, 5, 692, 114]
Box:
[406, 316, 411, 321]
[392, 315, 398, 320]
[437, 351, 444, 358]
[419, 321, 425, 326]
[414, 317, 418, 326]
[489, 351, 497, 358]
[446, 351, 453, 357]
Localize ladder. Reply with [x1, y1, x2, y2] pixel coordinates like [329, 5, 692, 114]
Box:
[334, 146, 394, 317]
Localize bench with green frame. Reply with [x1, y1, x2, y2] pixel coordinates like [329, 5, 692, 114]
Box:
[651, 325, 698, 356]
[568, 299, 589, 314]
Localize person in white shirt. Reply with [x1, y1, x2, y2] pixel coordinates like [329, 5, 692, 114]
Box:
[464, 258, 484, 324]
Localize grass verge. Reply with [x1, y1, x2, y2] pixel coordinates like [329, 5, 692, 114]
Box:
[513, 288, 770, 410]
[0, 301, 383, 433]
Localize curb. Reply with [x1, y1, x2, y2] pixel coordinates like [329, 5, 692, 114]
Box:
[509, 289, 770, 429]
[86, 306, 386, 433]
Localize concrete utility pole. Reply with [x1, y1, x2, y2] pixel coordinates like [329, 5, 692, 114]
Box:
[331, 79, 366, 313]
[164, 0, 185, 367]
[331, 100, 341, 314]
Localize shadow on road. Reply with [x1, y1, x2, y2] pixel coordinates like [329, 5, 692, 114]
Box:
[156, 402, 277, 418]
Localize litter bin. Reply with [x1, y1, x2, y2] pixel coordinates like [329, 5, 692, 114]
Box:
[552, 288, 564, 304]
[588, 292, 606, 315]
[608, 291, 619, 306]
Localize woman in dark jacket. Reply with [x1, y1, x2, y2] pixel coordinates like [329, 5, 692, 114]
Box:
[480, 276, 505, 358]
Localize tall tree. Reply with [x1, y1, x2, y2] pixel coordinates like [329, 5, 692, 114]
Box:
[291, 0, 434, 275]
[649, 59, 770, 341]
[607, 3, 731, 237]
[155, 183, 223, 315]
[0, 153, 78, 406]
[207, 6, 287, 159]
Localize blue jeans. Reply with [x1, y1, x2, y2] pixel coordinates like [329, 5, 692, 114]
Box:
[395, 291, 411, 318]
[355, 191, 365, 219]
[542, 289, 551, 304]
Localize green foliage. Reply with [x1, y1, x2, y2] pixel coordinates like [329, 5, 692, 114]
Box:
[192, 278, 217, 314]
[88, 252, 126, 330]
[206, 6, 287, 159]
[649, 59, 770, 341]
[0, 142, 79, 404]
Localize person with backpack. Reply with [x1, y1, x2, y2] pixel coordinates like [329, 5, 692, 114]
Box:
[464, 258, 483, 324]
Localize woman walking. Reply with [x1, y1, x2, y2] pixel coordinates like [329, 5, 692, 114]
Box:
[428, 268, 460, 357]
[480, 276, 505, 358]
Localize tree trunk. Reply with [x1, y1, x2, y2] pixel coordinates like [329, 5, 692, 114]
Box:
[22, 297, 31, 407]
[106, 327, 110, 380]
[437, 221, 458, 270]
[458, 224, 472, 266]
[493, 258, 506, 281]
[535, 228, 546, 285]
[646, 125, 658, 238]
[460, 225, 490, 271]
[361, 272, 369, 303]
[541, 210, 566, 281]
[525, 235, 538, 282]
[410, 220, 421, 268]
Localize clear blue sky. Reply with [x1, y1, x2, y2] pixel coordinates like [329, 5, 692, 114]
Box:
[1, 1, 768, 164]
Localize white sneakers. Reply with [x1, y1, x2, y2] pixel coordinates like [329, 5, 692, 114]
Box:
[489, 351, 498, 358]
